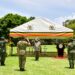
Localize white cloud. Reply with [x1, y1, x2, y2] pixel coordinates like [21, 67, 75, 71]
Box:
[6, 0, 75, 8]
[54, 13, 75, 25]
[0, 6, 30, 17]
[11, 0, 74, 4]
[9, 0, 39, 6]
[1, 0, 75, 21]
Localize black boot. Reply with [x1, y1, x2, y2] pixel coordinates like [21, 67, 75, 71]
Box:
[1, 62, 5, 66]
[20, 68, 22, 71]
[20, 68, 25, 71]
[69, 64, 74, 69]
[21, 68, 25, 71]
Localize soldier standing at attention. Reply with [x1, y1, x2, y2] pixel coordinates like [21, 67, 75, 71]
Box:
[0, 37, 7, 66]
[67, 39, 75, 69]
[34, 37, 41, 61]
[17, 37, 31, 71]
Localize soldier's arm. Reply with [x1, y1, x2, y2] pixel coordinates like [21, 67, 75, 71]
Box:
[26, 38, 31, 46]
[28, 41, 31, 46]
[24, 41, 31, 46]
[5, 39, 8, 43]
[27, 42, 31, 46]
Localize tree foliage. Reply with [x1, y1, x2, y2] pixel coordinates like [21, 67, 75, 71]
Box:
[0, 13, 35, 38]
[64, 19, 75, 38]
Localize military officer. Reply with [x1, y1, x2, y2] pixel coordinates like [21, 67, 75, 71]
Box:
[33, 37, 41, 61]
[67, 39, 75, 69]
[0, 37, 7, 66]
[17, 37, 31, 71]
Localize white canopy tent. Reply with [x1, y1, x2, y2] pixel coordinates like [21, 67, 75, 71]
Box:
[9, 18, 73, 38]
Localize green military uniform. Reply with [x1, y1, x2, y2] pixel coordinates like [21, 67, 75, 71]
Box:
[0, 37, 6, 66]
[17, 38, 30, 71]
[67, 39, 75, 69]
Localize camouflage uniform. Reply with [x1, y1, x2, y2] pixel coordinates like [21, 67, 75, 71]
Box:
[17, 37, 30, 71]
[67, 39, 75, 69]
[34, 38, 41, 61]
[0, 37, 6, 66]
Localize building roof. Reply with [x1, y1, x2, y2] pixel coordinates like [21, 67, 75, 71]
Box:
[10, 18, 73, 33]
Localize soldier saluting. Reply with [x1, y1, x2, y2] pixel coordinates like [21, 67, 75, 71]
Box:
[17, 37, 31, 71]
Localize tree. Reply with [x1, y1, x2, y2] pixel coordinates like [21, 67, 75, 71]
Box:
[0, 13, 35, 38]
[64, 19, 75, 38]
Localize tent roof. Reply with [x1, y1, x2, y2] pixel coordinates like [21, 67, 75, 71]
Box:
[10, 18, 73, 33]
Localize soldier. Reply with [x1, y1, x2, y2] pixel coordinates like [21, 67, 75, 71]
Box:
[33, 37, 41, 61]
[0, 37, 7, 66]
[17, 37, 31, 71]
[67, 39, 75, 69]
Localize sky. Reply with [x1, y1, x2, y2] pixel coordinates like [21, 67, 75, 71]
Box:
[0, 0, 75, 25]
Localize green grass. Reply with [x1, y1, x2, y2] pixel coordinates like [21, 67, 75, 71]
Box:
[1, 45, 74, 75]
[6, 45, 67, 55]
[1, 57, 75, 75]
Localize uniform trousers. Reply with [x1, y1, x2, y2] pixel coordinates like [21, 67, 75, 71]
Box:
[68, 53, 75, 68]
[19, 55, 26, 69]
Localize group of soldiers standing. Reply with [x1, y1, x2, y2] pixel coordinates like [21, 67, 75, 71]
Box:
[0, 36, 41, 71]
[17, 37, 41, 71]
[56, 39, 75, 69]
[17, 37, 75, 71]
[0, 36, 75, 71]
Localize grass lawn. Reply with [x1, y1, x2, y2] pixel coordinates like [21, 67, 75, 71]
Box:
[6, 45, 67, 55]
[1, 57, 75, 75]
[1, 45, 74, 75]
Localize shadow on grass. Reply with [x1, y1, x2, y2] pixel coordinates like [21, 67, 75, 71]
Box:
[64, 67, 75, 69]
[14, 69, 20, 71]
[15, 69, 27, 72]
[64, 67, 70, 69]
